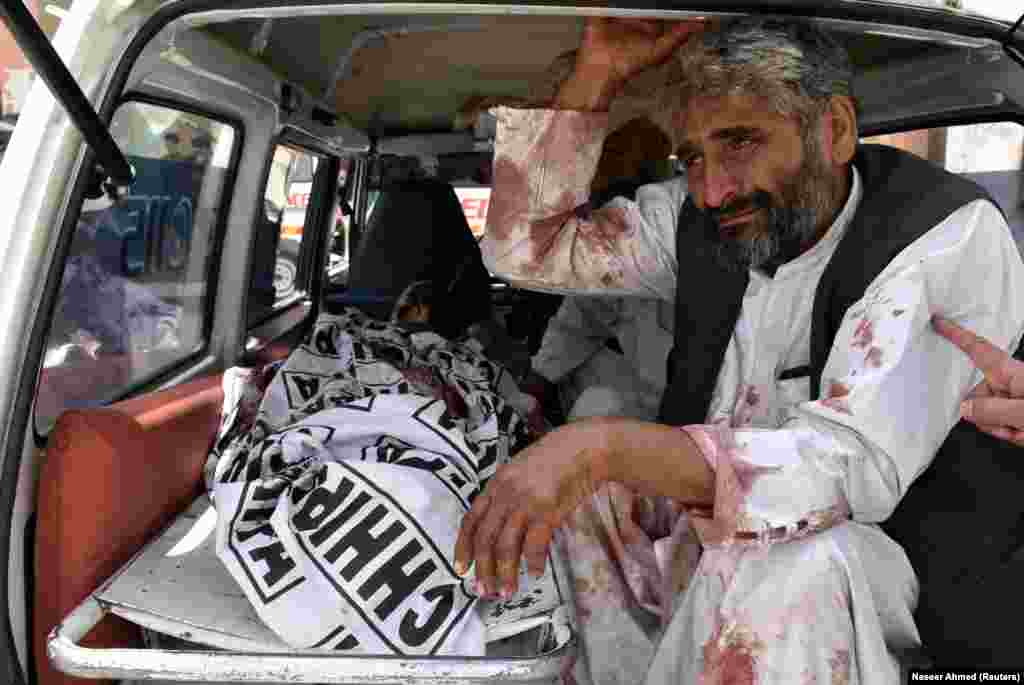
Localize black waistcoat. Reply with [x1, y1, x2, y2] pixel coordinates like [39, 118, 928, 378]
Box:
[659, 144, 1024, 666]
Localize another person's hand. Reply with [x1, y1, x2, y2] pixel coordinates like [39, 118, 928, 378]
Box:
[557, 18, 705, 110]
[454, 419, 611, 598]
[933, 315, 1024, 445]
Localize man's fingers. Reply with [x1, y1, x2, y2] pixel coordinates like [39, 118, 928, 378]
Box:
[997, 428, 1024, 447]
[971, 421, 1017, 443]
[965, 381, 995, 401]
[962, 416, 1024, 445]
[652, 20, 704, 62]
[472, 501, 513, 597]
[961, 396, 1024, 433]
[523, 521, 556, 580]
[495, 510, 530, 597]
[454, 493, 491, 576]
[615, 17, 661, 36]
[933, 316, 1010, 383]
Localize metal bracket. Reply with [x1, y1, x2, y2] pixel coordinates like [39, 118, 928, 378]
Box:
[84, 162, 133, 202]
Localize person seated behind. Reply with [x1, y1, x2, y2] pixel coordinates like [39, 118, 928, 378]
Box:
[339, 172, 541, 414]
[529, 117, 675, 421]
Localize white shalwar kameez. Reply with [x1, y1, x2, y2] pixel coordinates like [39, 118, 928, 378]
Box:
[480, 106, 1024, 684]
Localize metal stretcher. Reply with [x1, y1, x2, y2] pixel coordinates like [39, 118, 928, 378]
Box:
[47, 496, 577, 683]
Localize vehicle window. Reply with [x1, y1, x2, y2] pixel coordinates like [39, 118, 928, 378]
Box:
[863, 122, 1024, 246]
[34, 101, 237, 432]
[247, 144, 326, 325]
[364, 153, 494, 240]
[326, 159, 353, 285]
[454, 184, 491, 240]
[440, 153, 493, 240]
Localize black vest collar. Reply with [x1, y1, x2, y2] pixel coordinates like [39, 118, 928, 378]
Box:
[658, 144, 996, 424]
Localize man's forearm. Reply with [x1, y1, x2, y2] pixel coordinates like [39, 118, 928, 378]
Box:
[553, 65, 622, 112]
[481, 107, 679, 298]
[591, 417, 715, 507]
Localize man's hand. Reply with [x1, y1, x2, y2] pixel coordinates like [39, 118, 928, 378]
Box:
[933, 315, 1024, 445]
[556, 17, 705, 111]
[454, 419, 612, 598]
[453, 417, 714, 598]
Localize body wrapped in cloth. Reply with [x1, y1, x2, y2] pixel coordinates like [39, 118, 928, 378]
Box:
[205, 308, 543, 655]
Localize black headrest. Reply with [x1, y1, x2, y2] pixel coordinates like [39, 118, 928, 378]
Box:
[346, 179, 492, 337]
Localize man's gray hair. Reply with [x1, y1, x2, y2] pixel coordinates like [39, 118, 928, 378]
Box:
[671, 18, 856, 129]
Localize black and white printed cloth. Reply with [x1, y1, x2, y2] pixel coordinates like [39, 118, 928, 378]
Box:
[207, 309, 541, 655]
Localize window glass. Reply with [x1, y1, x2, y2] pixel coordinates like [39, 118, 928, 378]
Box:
[441, 154, 494, 240]
[454, 184, 491, 240]
[366, 153, 494, 240]
[326, 159, 353, 285]
[862, 122, 1024, 245]
[35, 101, 237, 431]
[247, 145, 325, 325]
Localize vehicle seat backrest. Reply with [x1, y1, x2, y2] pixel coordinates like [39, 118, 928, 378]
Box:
[34, 373, 224, 685]
[341, 179, 492, 338]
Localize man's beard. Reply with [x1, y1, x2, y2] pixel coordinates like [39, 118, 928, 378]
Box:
[699, 140, 839, 274]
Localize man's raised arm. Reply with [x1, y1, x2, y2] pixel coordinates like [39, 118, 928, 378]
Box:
[480, 19, 703, 298]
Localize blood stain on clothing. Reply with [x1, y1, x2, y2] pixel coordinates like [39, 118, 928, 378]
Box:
[829, 649, 851, 685]
[439, 382, 469, 419]
[851, 318, 874, 349]
[487, 156, 528, 241]
[700, 619, 760, 685]
[589, 206, 631, 247]
[540, 110, 606, 166]
[573, 599, 593, 623]
[865, 346, 883, 368]
[827, 381, 850, 398]
[401, 366, 434, 387]
[821, 398, 852, 415]
[821, 381, 852, 415]
[731, 459, 782, 496]
[800, 668, 820, 685]
[589, 558, 614, 593]
[732, 385, 761, 427]
[528, 191, 579, 266]
[832, 587, 850, 613]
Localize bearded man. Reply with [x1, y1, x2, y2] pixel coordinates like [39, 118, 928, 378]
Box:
[455, 16, 1024, 683]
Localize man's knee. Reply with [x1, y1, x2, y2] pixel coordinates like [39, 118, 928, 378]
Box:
[568, 386, 631, 421]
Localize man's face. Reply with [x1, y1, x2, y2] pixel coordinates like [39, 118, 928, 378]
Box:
[677, 93, 840, 271]
[164, 124, 213, 166]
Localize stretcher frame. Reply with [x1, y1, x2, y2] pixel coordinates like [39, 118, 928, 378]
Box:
[47, 497, 578, 684]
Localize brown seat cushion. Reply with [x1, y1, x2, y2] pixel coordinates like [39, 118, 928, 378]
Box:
[34, 373, 224, 685]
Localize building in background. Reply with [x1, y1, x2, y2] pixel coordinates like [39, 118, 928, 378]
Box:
[1, 0, 43, 119]
[1, 0, 67, 157]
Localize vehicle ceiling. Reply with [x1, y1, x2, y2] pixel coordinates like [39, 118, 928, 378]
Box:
[198, 12, 997, 139]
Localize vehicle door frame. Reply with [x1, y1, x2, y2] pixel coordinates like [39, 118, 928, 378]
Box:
[1, 3, 1022, 684]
